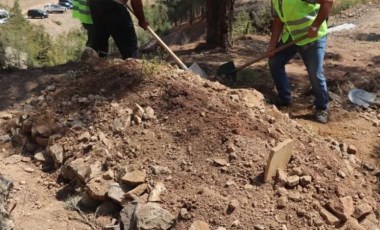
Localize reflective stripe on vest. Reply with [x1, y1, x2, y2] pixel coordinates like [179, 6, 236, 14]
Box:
[72, 0, 92, 24]
[272, 0, 327, 46]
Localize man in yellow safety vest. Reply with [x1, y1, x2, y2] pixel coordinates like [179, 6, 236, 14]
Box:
[72, 0, 94, 47]
[267, 0, 334, 124]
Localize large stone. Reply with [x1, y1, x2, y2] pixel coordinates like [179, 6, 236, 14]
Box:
[327, 196, 354, 221]
[344, 218, 365, 230]
[46, 143, 64, 165]
[135, 203, 176, 230]
[108, 183, 128, 205]
[286, 175, 300, 187]
[353, 202, 372, 219]
[0, 176, 14, 230]
[148, 182, 166, 202]
[96, 200, 121, 216]
[264, 139, 293, 181]
[319, 208, 340, 226]
[125, 183, 148, 200]
[86, 179, 110, 201]
[121, 170, 147, 186]
[86, 161, 102, 182]
[120, 201, 138, 230]
[189, 221, 210, 230]
[61, 158, 89, 182]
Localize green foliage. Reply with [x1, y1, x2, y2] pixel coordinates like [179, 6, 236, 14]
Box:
[0, 0, 86, 69]
[144, 4, 170, 34]
[141, 46, 169, 78]
[331, 0, 361, 14]
[233, 10, 253, 36]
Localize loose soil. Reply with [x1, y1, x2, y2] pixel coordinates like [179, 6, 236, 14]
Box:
[0, 2, 379, 230]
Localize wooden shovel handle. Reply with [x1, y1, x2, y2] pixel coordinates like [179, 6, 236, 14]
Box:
[124, 4, 188, 70]
[234, 34, 309, 73]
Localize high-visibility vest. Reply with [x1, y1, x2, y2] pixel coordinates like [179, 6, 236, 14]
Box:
[72, 0, 93, 24]
[272, 0, 328, 45]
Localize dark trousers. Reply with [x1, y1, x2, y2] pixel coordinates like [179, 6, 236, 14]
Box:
[82, 23, 94, 48]
[88, 0, 139, 59]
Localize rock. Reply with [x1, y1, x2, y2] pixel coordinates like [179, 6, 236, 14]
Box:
[96, 200, 121, 216]
[286, 175, 300, 187]
[291, 167, 303, 176]
[0, 112, 13, 120]
[276, 196, 288, 209]
[143, 106, 155, 120]
[360, 217, 379, 230]
[125, 183, 148, 200]
[148, 182, 166, 202]
[151, 165, 172, 175]
[121, 170, 147, 186]
[133, 104, 145, 118]
[276, 168, 287, 185]
[46, 144, 64, 165]
[3, 154, 23, 165]
[86, 179, 110, 201]
[0, 134, 11, 144]
[189, 221, 210, 230]
[120, 201, 138, 230]
[327, 196, 354, 221]
[300, 176, 312, 186]
[108, 183, 128, 205]
[353, 202, 372, 219]
[344, 218, 365, 230]
[61, 158, 89, 182]
[78, 193, 100, 211]
[264, 139, 294, 181]
[213, 158, 229, 167]
[319, 208, 340, 226]
[32, 124, 52, 137]
[23, 167, 35, 173]
[86, 161, 102, 182]
[103, 170, 114, 180]
[253, 224, 265, 230]
[337, 170, 346, 178]
[135, 203, 176, 230]
[227, 199, 239, 213]
[0, 176, 14, 230]
[347, 145, 357, 155]
[78, 131, 91, 142]
[80, 47, 99, 63]
[288, 191, 302, 202]
[34, 151, 51, 163]
[216, 228, 227, 230]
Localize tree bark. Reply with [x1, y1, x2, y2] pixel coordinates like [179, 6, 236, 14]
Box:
[206, 0, 234, 49]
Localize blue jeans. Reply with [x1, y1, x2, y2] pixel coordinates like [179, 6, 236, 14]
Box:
[268, 36, 329, 110]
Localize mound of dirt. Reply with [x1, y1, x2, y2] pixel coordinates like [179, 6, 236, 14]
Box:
[0, 57, 379, 229]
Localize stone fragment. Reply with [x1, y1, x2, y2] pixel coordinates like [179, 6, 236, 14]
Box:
[103, 170, 114, 180]
[108, 183, 128, 205]
[291, 167, 303, 176]
[121, 170, 146, 186]
[133, 104, 145, 118]
[148, 182, 166, 202]
[344, 218, 365, 230]
[286, 175, 300, 187]
[276, 168, 287, 185]
[86, 179, 109, 201]
[86, 161, 102, 182]
[46, 143, 64, 165]
[96, 200, 120, 216]
[120, 201, 138, 230]
[347, 145, 357, 155]
[300, 176, 312, 186]
[327, 196, 354, 221]
[213, 158, 229, 166]
[227, 199, 239, 213]
[189, 221, 210, 230]
[264, 139, 293, 181]
[143, 106, 155, 120]
[3, 155, 23, 165]
[151, 165, 172, 175]
[135, 203, 176, 230]
[61, 158, 88, 182]
[288, 192, 302, 202]
[353, 202, 372, 219]
[125, 183, 148, 200]
[319, 208, 340, 226]
[78, 131, 91, 142]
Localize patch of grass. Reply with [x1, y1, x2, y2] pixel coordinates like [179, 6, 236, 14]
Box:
[65, 195, 98, 230]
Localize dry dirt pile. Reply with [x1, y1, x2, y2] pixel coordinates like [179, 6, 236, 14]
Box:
[0, 56, 379, 230]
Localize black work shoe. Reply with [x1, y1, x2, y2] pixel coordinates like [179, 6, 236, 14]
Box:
[266, 97, 291, 107]
[315, 109, 329, 124]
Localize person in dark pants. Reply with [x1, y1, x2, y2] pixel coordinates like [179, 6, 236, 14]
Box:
[88, 0, 148, 59]
[72, 0, 94, 47]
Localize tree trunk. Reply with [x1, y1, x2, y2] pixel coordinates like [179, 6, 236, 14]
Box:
[206, 0, 234, 49]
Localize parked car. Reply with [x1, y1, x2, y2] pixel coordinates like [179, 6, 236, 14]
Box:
[58, 2, 73, 9]
[27, 9, 48, 19]
[43, 4, 67, 13]
[0, 9, 9, 24]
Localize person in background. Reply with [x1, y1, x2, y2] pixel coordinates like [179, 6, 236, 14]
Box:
[88, 0, 148, 59]
[72, 0, 94, 47]
[267, 0, 334, 124]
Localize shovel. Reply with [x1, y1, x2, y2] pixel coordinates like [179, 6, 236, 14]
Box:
[124, 4, 207, 78]
[348, 88, 380, 107]
[217, 34, 309, 81]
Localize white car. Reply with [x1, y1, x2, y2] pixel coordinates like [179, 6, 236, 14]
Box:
[43, 4, 67, 13]
[0, 9, 9, 24]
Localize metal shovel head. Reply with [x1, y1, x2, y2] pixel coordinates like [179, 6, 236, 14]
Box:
[189, 63, 207, 79]
[217, 61, 237, 81]
[348, 88, 379, 107]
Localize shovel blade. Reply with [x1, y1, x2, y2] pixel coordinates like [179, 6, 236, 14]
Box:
[348, 88, 379, 107]
[188, 63, 207, 79]
[217, 61, 237, 81]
